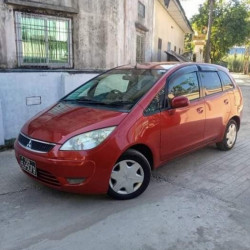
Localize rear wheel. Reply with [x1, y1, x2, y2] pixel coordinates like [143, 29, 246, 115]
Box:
[107, 149, 151, 200]
[216, 120, 238, 151]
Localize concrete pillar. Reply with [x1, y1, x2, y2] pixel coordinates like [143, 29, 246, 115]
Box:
[0, 99, 5, 145]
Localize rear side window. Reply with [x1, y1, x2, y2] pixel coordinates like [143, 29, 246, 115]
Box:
[168, 72, 200, 101]
[219, 71, 234, 90]
[200, 72, 222, 96]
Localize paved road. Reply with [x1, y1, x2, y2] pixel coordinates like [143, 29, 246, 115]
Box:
[1, 74, 250, 250]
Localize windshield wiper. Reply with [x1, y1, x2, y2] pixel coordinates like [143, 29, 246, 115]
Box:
[63, 98, 134, 107]
[63, 98, 107, 105]
[75, 98, 107, 105]
[107, 100, 134, 106]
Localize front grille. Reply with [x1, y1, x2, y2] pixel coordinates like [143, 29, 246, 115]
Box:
[37, 169, 61, 187]
[18, 133, 55, 153]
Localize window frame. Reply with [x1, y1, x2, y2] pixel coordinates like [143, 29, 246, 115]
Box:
[15, 11, 73, 68]
[157, 38, 162, 61]
[138, 1, 146, 18]
[136, 32, 146, 63]
[167, 42, 171, 51]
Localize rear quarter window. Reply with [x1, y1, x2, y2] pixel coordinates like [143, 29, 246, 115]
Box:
[200, 72, 222, 96]
[218, 71, 234, 90]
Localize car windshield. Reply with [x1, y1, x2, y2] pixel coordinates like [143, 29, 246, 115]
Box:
[63, 68, 167, 111]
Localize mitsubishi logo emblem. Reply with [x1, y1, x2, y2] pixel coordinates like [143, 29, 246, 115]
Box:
[26, 140, 32, 149]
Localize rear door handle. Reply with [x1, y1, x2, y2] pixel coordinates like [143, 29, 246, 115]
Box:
[197, 107, 204, 114]
[224, 99, 229, 105]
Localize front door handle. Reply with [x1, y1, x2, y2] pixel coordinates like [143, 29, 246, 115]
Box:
[197, 107, 204, 114]
[224, 99, 229, 105]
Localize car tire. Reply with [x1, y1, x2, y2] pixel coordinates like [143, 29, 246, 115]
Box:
[107, 149, 151, 200]
[216, 119, 238, 151]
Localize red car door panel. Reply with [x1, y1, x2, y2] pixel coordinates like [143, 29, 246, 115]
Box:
[160, 98, 205, 161]
[160, 67, 205, 161]
[199, 71, 231, 141]
[204, 92, 230, 141]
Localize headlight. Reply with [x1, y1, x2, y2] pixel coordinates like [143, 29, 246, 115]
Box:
[60, 126, 116, 151]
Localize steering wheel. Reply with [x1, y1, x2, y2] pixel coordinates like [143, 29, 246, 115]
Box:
[110, 89, 122, 95]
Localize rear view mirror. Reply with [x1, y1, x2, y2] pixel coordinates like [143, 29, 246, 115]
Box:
[171, 96, 190, 109]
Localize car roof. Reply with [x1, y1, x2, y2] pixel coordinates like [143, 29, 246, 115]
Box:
[117, 62, 180, 70]
[116, 62, 229, 72]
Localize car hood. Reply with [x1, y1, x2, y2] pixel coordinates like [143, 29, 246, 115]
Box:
[21, 102, 128, 144]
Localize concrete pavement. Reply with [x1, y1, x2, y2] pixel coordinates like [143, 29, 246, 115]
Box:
[1, 73, 250, 250]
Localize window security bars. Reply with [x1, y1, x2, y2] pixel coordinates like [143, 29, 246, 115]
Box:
[15, 12, 72, 67]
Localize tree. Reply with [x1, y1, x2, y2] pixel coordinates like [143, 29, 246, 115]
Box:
[243, 42, 250, 74]
[204, 0, 215, 63]
[184, 33, 194, 53]
[191, 0, 250, 63]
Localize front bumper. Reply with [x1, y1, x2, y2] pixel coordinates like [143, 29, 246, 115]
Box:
[14, 140, 119, 194]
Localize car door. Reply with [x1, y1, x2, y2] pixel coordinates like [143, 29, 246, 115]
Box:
[160, 66, 205, 161]
[218, 70, 236, 110]
[198, 70, 231, 142]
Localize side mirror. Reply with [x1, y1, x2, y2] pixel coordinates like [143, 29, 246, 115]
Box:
[171, 96, 190, 109]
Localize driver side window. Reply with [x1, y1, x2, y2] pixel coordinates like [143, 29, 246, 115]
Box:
[168, 72, 200, 102]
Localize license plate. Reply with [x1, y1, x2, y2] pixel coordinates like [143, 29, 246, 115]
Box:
[20, 156, 37, 177]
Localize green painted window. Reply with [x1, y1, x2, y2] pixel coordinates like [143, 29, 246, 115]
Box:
[15, 12, 72, 67]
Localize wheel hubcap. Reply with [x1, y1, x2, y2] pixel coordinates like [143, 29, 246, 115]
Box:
[226, 124, 237, 147]
[109, 160, 144, 195]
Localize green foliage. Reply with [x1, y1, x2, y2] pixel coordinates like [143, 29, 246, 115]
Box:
[224, 54, 250, 72]
[184, 33, 194, 53]
[191, 0, 250, 63]
[191, 1, 210, 34]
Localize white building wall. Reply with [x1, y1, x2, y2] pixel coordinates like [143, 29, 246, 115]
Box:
[0, 0, 16, 68]
[0, 0, 155, 70]
[0, 100, 4, 145]
[0, 72, 98, 144]
[152, 0, 186, 61]
[194, 44, 204, 63]
[122, 0, 154, 64]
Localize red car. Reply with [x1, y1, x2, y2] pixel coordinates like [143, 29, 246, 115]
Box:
[14, 62, 243, 199]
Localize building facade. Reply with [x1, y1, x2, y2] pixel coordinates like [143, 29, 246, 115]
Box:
[0, 0, 191, 145]
[0, 0, 156, 70]
[193, 33, 206, 63]
[152, 0, 192, 62]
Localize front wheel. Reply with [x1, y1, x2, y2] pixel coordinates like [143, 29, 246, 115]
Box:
[107, 149, 151, 200]
[216, 120, 238, 151]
